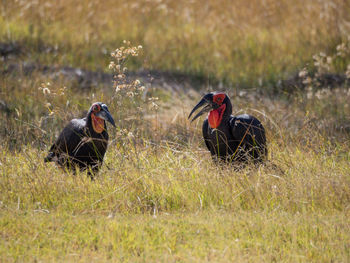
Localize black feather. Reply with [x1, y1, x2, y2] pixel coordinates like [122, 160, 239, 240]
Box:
[45, 102, 114, 175]
[195, 93, 267, 163]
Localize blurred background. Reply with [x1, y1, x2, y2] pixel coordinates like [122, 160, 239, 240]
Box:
[2, 0, 350, 84]
[1, 0, 350, 148]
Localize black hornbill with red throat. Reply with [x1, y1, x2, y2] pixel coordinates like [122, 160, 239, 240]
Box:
[189, 92, 267, 163]
[44, 102, 115, 174]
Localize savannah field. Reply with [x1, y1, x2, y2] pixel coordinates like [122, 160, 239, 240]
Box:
[1, 0, 350, 262]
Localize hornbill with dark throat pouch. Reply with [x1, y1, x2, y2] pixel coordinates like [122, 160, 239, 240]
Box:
[189, 92, 267, 163]
[44, 102, 115, 174]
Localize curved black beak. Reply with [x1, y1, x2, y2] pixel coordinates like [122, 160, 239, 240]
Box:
[188, 94, 214, 122]
[96, 105, 116, 127]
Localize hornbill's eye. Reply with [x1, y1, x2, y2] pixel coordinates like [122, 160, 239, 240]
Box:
[213, 93, 226, 105]
[93, 104, 101, 112]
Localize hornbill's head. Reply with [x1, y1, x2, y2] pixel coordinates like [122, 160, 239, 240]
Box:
[188, 92, 232, 128]
[88, 102, 116, 133]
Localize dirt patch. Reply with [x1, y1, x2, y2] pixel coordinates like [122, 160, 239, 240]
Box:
[1, 61, 208, 92]
[1, 38, 348, 94]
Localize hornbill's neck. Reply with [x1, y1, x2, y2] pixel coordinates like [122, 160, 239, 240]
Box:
[209, 100, 231, 128]
[220, 99, 232, 120]
[86, 113, 106, 134]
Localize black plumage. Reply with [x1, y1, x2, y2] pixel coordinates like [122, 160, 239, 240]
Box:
[189, 92, 267, 163]
[44, 102, 115, 174]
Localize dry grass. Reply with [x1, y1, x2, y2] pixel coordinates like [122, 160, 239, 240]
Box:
[1, 0, 350, 261]
[1, 69, 350, 261]
[0, 130, 349, 262]
[2, 0, 350, 85]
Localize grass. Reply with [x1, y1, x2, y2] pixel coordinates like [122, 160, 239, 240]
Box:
[1, 60, 350, 260]
[1, 0, 350, 261]
[0, 137, 349, 262]
[2, 0, 350, 86]
[1, 212, 348, 262]
[1, 52, 350, 261]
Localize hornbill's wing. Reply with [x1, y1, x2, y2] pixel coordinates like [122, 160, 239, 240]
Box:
[45, 118, 86, 162]
[229, 114, 267, 160]
[202, 119, 215, 156]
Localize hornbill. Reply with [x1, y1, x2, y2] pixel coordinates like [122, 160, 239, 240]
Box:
[44, 102, 115, 174]
[188, 92, 267, 163]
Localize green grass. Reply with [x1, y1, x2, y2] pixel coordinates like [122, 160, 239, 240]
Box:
[0, 140, 349, 262]
[1, 1, 350, 261]
[1, 211, 348, 262]
[1, 59, 349, 262]
[1, 81, 350, 262]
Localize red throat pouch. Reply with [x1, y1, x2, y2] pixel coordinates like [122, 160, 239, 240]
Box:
[208, 104, 226, 128]
[91, 113, 105, 133]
